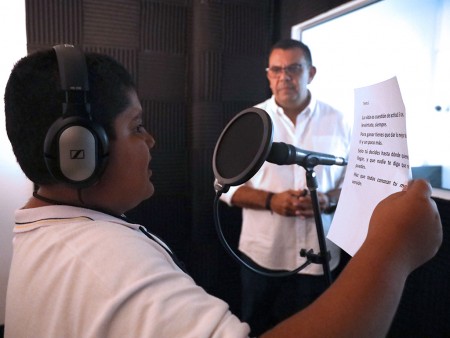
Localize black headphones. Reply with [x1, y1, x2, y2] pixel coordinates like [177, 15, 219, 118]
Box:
[44, 44, 109, 188]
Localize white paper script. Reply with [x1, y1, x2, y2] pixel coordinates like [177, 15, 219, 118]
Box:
[327, 77, 410, 256]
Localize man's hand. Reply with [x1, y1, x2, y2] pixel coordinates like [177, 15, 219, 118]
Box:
[270, 189, 328, 218]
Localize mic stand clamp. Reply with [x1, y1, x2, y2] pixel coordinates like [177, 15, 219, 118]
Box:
[214, 179, 229, 194]
[300, 248, 330, 265]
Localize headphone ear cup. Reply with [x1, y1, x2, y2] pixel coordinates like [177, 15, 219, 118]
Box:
[44, 116, 109, 187]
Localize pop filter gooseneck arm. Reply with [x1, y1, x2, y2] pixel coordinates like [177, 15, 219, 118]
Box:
[213, 191, 312, 277]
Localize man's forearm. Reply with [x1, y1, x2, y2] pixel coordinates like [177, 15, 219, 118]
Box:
[231, 186, 271, 210]
[261, 241, 408, 338]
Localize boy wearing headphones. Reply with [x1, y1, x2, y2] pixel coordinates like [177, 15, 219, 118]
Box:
[4, 46, 442, 337]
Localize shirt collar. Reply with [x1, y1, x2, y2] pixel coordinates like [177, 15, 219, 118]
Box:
[269, 91, 317, 120]
[14, 205, 139, 233]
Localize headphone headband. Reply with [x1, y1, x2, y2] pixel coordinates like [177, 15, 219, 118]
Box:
[53, 44, 90, 118]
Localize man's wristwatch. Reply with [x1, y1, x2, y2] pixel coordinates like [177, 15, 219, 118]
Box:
[324, 202, 337, 214]
[324, 193, 337, 214]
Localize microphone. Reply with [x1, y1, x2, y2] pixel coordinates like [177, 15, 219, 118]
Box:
[267, 142, 347, 167]
[212, 107, 347, 193]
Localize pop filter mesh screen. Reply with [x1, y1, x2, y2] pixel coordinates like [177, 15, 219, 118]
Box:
[215, 112, 263, 180]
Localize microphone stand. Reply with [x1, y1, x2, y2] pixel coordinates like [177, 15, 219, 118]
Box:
[304, 166, 333, 286]
[213, 166, 334, 284]
[214, 167, 333, 284]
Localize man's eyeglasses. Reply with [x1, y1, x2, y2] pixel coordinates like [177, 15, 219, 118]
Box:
[265, 64, 305, 78]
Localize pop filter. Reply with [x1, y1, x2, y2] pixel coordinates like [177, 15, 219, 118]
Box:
[212, 107, 308, 277]
[212, 107, 332, 280]
[212, 108, 273, 191]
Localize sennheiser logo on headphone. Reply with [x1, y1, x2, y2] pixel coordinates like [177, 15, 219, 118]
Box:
[70, 149, 85, 159]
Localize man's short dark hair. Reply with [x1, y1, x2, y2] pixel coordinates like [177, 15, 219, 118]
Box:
[4, 48, 136, 185]
[270, 39, 313, 66]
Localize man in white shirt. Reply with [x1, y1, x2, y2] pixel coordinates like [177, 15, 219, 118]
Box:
[220, 39, 352, 336]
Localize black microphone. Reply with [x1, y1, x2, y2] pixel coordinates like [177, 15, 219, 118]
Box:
[267, 142, 347, 167]
[212, 107, 347, 193]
